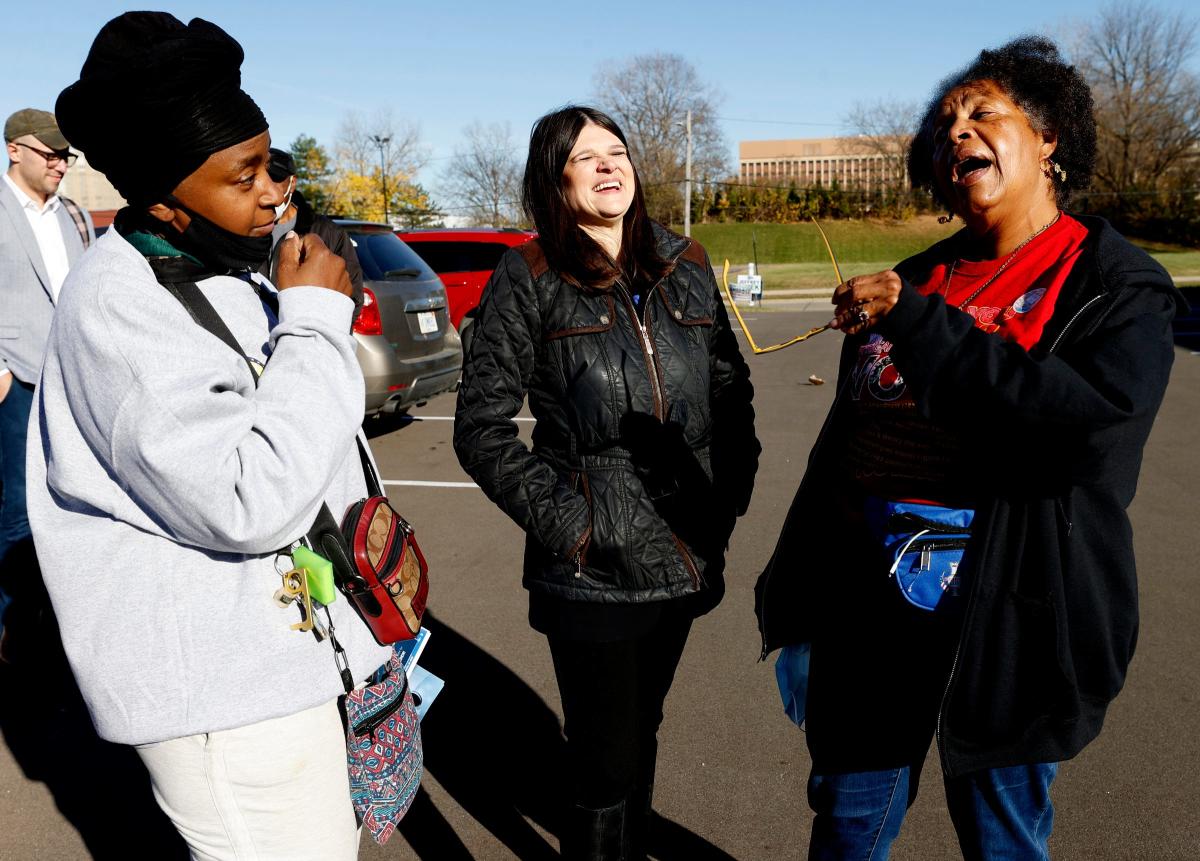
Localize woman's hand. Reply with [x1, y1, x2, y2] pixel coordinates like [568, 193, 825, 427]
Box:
[829, 270, 903, 334]
[275, 232, 353, 298]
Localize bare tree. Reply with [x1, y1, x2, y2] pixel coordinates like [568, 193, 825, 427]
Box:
[841, 99, 919, 192]
[336, 109, 427, 178]
[1071, 3, 1200, 207]
[593, 53, 729, 224]
[439, 122, 524, 226]
[331, 110, 433, 224]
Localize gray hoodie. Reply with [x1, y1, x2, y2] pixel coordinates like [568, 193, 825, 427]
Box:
[26, 227, 392, 745]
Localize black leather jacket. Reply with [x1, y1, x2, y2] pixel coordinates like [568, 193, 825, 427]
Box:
[455, 224, 758, 603]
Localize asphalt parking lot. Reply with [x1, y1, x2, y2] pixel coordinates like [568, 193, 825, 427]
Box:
[2, 307, 1197, 860]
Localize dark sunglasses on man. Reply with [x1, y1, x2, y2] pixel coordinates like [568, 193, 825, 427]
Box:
[14, 141, 77, 167]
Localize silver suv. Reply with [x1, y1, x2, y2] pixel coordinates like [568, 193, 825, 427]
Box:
[336, 220, 462, 415]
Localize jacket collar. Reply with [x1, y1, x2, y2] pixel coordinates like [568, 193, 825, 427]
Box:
[651, 221, 693, 266]
[1069, 213, 1188, 317]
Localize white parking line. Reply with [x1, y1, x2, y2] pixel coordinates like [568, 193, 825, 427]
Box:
[383, 480, 480, 488]
[408, 415, 535, 423]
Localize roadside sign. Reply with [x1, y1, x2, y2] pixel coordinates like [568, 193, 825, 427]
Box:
[734, 274, 762, 304]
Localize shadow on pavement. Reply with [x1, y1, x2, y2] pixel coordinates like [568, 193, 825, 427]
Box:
[398, 609, 565, 860]
[650, 817, 740, 860]
[0, 545, 186, 860]
[364, 410, 418, 440]
[396, 611, 739, 860]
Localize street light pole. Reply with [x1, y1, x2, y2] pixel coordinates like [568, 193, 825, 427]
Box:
[369, 134, 391, 224]
[683, 109, 693, 238]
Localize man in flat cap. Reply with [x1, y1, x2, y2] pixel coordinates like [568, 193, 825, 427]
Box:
[0, 109, 94, 659]
[28, 12, 411, 858]
[264, 148, 364, 324]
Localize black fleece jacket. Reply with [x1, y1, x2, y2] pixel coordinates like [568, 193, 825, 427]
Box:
[755, 215, 1185, 777]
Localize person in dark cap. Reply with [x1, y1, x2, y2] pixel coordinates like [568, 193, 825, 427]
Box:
[28, 13, 399, 859]
[0, 108, 94, 662]
[264, 147, 364, 317]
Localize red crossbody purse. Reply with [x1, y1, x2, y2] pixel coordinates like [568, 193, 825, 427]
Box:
[337, 493, 429, 642]
[307, 438, 430, 645]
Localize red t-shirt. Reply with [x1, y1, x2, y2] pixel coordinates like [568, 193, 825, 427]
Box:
[844, 213, 1089, 504]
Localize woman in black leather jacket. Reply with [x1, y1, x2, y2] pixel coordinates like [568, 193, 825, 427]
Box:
[454, 105, 758, 860]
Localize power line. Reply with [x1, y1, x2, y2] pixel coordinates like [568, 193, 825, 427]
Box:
[714, 115, 848, 128]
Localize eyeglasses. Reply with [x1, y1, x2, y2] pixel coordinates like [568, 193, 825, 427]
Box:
[13, 142, 77, 168]
[719, 218, 841, 354]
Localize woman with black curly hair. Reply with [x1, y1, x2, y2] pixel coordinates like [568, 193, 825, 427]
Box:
[756, 36, 1184, 859]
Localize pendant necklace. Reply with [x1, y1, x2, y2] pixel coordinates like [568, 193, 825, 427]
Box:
[942, 211, 1061, 309]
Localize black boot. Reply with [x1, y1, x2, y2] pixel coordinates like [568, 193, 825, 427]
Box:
[625, 780, 652, 860]
[562, 798, 629, 861]
[627, 772, 654, 860]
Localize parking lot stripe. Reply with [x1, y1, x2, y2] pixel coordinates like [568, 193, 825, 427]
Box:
[408, 416, 535, 422]
[383, 480, 480, 489]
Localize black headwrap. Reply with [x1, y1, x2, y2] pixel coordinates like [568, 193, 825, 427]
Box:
[55, 12, 268, 206]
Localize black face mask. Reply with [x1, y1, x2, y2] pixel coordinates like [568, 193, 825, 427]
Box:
[167, 198, 273, 273]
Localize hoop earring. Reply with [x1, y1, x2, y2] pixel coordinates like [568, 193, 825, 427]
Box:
[937, 212, 955, 224]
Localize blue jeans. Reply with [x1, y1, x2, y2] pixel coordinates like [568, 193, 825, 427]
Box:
[808, 761, 1057, 861]
[0, 378, 36, 624]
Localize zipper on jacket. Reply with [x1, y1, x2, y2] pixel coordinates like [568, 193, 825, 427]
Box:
[935, 285, 1108, 765]
[1048, 293, 1106, 355]
[935, 636, 963, 773]
[617, 275, 704, 591]
[616, 283, 665, 421]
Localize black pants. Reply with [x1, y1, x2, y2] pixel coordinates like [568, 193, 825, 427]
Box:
[547, 607, 693, 809]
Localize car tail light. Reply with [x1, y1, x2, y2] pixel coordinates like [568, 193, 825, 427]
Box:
[353, 287, 383, 336]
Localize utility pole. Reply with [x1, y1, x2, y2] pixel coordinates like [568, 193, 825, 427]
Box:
[683, 109, 693, 238]
[369, 134, 391, 224]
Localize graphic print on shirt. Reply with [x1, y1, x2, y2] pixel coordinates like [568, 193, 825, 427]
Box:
[850, 334, 907, 403]
[962, 285, 1049, 335]
[849, 285, 1057, 407]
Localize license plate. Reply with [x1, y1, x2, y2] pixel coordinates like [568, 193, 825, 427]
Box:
[417, 311, 438, 334]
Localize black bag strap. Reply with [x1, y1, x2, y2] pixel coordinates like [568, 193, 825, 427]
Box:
[157, 270, 387, 693]
[155, 271, 383, 553]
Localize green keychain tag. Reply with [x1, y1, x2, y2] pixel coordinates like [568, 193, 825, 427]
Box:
[291, 546, 337, 606]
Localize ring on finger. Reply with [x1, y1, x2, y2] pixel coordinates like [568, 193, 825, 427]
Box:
[856, 309, 870, 327]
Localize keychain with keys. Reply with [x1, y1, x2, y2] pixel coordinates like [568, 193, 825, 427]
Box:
[273, 545, 337, 638]
[273, 567, 316, 633]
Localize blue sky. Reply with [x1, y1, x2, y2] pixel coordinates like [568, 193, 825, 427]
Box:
[4, 0, 1197, 198]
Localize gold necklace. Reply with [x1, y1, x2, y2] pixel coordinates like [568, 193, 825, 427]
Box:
[943, 211, 1061, 309]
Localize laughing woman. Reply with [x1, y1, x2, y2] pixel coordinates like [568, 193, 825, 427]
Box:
[455, 106, 758, 860]
[755, 37, 1184, 860]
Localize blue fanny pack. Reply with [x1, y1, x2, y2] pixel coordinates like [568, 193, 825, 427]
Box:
[863, 498, 974, 611]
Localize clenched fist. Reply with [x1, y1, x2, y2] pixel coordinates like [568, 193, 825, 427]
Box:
[274, 232, 353, 298]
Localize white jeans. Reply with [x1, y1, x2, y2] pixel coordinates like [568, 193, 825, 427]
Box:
[136, 699, 359, 861]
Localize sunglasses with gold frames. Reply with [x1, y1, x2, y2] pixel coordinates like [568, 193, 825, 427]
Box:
[720, 218, 841, 354]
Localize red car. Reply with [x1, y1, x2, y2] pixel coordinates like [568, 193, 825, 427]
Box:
[395, 228, 536, 347]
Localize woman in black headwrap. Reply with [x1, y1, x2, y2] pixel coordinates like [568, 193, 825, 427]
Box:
[34, 13, 401, 859]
